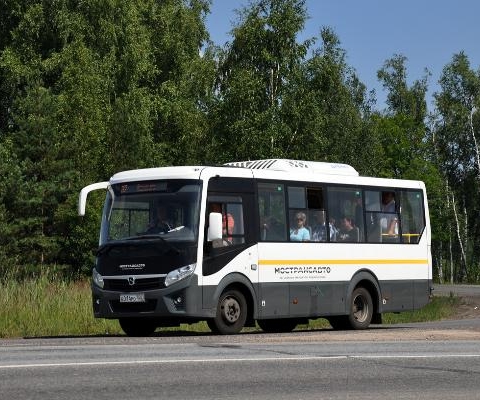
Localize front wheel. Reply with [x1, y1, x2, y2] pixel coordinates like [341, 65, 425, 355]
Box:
[119, 318, 157, 337]
[207, 289, 247, 335]
[347, 287, 373, 330]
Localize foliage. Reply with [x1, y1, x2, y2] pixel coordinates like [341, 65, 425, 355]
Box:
[431, 52, 480, 282]
[0, 0, 213, 275]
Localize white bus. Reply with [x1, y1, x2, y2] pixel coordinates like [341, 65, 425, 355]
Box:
[78, 159, 432, 336]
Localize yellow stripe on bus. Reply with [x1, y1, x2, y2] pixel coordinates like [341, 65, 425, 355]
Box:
[258, 259, 429, 265]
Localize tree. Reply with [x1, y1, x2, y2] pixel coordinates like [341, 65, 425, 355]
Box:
[376, 54, 431, 178]
[290, 27, 379, 172]
[0, 0, 213, 275]
[0, 138, 22, 275]
[375, 54, 453, 282]
[209, 0, 310, 162]
[432, 52, 480, 282]
[209, 0, 377, 174]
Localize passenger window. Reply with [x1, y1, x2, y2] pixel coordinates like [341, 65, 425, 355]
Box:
[288, 186, 306, 208]
[207, 196, 245, 246]
[288, 186, 311, 242]
[327, 187, 364, 243]
[365, 190, 400, 243]
[399, 190, 425, 244]
[258, 183, 287, 241]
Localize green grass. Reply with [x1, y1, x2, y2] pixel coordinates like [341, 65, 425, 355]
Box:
[0, 274, 122, 338]
[0, 274, 460, 338]
[382, 295, 460, 324]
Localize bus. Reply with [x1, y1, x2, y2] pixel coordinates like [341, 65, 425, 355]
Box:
[78, 159, 432, 336]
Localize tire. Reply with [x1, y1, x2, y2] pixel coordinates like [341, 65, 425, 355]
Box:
[208, 289, 247, 335]
[257, 318, 298, 333]
[347, 287, 373, 330]
[119, 318, 157, 337]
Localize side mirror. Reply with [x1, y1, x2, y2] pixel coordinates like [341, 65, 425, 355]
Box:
[78, 181, 108, 216]
[207, 212, 222, 241]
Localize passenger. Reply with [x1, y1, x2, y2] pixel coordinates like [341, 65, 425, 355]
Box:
[329, 217, 339, 241]
[261, 215, 283, 241]
[354, 193, 363, 229]
[290, 212, 310, 242]
[337, 216, 359, 242]
[381, 191, 398, 235]
[311, 210, 335, 242]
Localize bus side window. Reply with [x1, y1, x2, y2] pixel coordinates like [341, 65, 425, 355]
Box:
[399, 190, 425, 243]
[327, 187, 364, 243]
[288, 186, 310, 242]
[258, 183, 287, 241]
[226, 203, 245, 245]
[207, 196, 245, 246]
[365, 190, 401, 243]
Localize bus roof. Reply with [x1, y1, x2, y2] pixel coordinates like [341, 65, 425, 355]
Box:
[225, 159, 359, 176]
[105, 159, 424, 190]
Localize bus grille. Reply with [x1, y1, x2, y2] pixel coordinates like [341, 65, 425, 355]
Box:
[104, 277, 165, 292]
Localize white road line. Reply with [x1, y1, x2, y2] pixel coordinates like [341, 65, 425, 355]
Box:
[1, 354, 480, 369]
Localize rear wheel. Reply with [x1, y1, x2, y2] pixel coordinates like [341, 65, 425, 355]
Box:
[207, 289, 247, 335]
[347, 287, 373, 329]
[119, 318, 157, 337]
[328, 287, 374, 330]
[257, 318, 298, 333]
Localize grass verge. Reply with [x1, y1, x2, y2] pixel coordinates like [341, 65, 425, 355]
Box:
[0, 274, 122, 338]
[0, 275, 461, 338]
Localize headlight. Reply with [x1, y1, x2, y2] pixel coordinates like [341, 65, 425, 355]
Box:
[92, 268, 104, 288]
[165, 264, 196, 287]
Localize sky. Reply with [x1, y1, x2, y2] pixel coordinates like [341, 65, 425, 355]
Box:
[205, 0, 480, 109]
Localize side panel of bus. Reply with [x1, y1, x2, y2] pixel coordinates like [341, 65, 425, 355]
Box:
[255, 179, 431, 319]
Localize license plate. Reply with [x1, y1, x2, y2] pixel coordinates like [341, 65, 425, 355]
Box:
[120, 293, 145, 303]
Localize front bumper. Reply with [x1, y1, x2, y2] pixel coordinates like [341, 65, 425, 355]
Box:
[91, 274, 207, 319]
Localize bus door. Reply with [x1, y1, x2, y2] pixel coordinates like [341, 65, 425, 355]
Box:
[256, 182, 291, 318]
[201, 177, 258, 309]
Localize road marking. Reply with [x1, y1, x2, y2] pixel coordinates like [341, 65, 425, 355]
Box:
[2, 354, 480, 369]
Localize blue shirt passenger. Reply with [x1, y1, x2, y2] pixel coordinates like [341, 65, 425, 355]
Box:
[290, 212, 310, 242]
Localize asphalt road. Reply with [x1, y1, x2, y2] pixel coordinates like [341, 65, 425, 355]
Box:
[433, 284, 480, 297]
[2, 326, 480, 400]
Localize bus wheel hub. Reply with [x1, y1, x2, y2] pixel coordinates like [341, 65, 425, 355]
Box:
[221, 297, 240, 323]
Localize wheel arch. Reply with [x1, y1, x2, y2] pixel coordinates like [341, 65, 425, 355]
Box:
[346, 269, 382, 317]
[212, 273, 257, 327]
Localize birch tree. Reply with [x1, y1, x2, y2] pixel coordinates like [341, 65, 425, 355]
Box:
[433, 52, 480, 282]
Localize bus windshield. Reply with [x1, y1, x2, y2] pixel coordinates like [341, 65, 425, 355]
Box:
[99, 180, 201, 245]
